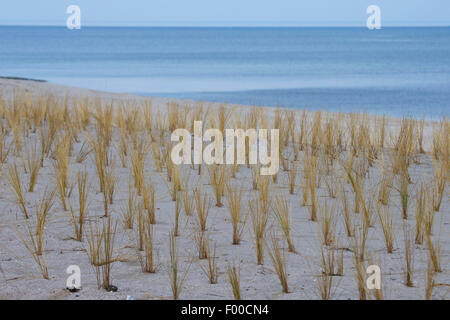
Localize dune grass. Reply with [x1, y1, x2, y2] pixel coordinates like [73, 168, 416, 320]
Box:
[0, 88, 447, 300]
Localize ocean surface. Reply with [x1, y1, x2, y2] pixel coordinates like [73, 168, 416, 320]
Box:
[0, 26, 449, 118]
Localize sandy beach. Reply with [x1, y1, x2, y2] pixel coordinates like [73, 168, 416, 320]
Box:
[0, 78, 448, 300]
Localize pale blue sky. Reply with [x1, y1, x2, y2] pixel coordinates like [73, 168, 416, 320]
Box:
[1, 0, 449, 26]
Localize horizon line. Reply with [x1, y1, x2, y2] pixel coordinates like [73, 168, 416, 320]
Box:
[1, 23, 450, 28]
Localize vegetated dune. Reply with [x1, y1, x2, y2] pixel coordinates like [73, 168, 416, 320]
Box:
[0, 78, 448, 300]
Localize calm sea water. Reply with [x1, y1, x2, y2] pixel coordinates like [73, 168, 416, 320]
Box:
[0, 26, 449, 118]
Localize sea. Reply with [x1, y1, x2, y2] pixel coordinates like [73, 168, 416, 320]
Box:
[0, 26, 449, 118]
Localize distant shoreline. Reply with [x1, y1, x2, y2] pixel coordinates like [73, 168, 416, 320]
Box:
[0, 77, 445, 122]
[0, 76, 46, 82]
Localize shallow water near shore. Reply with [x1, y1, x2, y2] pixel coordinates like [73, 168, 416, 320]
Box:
[0, 26, 449, 118]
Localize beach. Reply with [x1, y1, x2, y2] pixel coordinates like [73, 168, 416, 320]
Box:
[0, 78, 448, 300]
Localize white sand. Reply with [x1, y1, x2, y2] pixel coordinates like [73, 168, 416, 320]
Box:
[0, 78, 448, 300]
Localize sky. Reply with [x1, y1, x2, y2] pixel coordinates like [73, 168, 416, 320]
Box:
[0, 0, 449, 27]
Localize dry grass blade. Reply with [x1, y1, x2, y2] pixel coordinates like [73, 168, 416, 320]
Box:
[6, 162, 29, 219]
[266, 234, 289, 293]
[353, 213, 369, 262]
[319, 243, 344, 277]
[316, 273, 334, 300]
[136, 201, 145, 251]
[376, 202, 394, 253]
[182, 189, 194, 217]
[318, 200, 336, 247]
[25, 143, 41, 192]
[287, 160, 298, 195]
[397, 173, 409, 220]
[431, 159, 446, 211]
[75, 141, 92, 163]
[272, 193, 296, 253]
[168, 232, 191, 300]
[208, 164, 226, 207]
[257, 175, 271, 217]
[169, 164, 182, 202]
[426, 228, 442, 273]
[194, 188, 210, 232]
[198, 241, 219, 284]
[86, 218, 118, 290]
[35, 188, 56, 256]
[403, 223, 415, 287]
[415, 183, 426, 245]
[105, 161, 117, 206]
[87, 131, 109, 194]
[174, 194, 182, 237]
[52, 133, 72, 211]
[122, 182, 137, 230]
[306, 153, 318, 221]
[352, 250, 368, 300]
[225, 183, 247, 245]
[0, 130, 12, 164]
[137, 217, 156, 273]
[142, 177, 156, 224]
[249, 199, 268, 265]
[377, 157, 394, 205]
[130, 138, 147, 196]
[425, 260, 435, 300]
[194, 230, 209, 260]
[16, 222, 49, 279]
[340, 185, 354, 238]
[227, 263, 241, 300]
[69, 170, 89, 241]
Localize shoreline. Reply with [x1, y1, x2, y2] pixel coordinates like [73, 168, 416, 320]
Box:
[0, 77, 443, 154]
[1, 77, 446, 122]
[0, 76, 47, 82]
